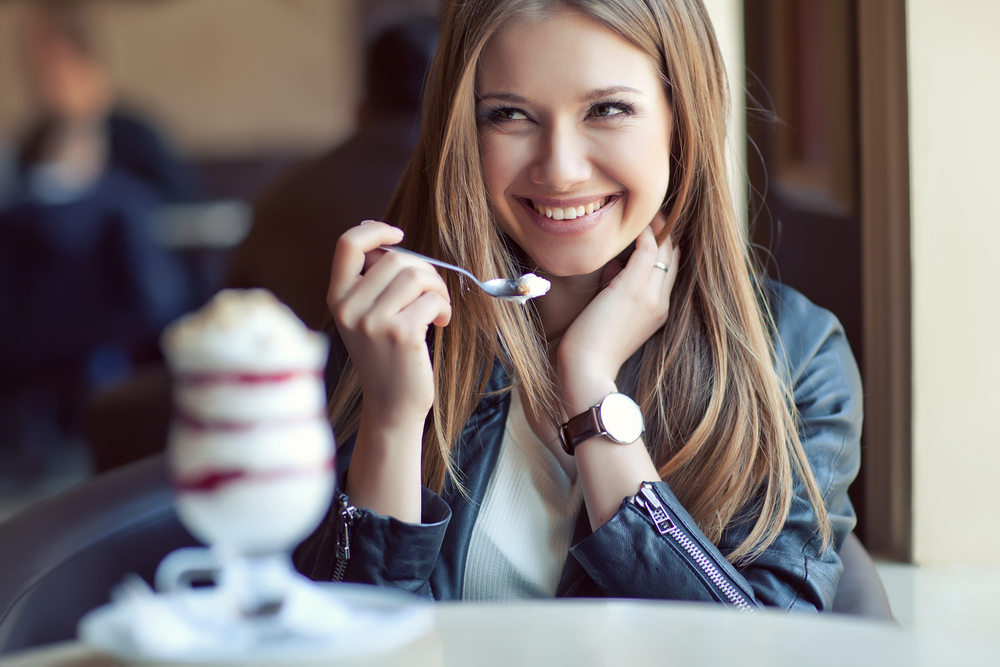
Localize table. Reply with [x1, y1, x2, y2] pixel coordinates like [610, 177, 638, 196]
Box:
[1, 600, 998, 667]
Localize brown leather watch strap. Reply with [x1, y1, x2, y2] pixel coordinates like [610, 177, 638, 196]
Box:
[560, 406, 602, 455]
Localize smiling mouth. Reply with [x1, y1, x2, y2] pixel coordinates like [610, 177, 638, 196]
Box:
[527, 196, 613, 220]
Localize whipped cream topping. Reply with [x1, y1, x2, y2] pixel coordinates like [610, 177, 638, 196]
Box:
[512, 273, 551, 304]
[162, 289, 328, 373]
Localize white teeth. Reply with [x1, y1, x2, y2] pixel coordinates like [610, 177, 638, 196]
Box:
[531, 197, 608, 220]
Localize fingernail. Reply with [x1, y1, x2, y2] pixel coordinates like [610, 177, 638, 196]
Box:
[391, 226, 404, 237]
[359, 219, 376, 226]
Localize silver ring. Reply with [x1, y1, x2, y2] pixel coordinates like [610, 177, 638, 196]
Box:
[654, 261, 670, 273]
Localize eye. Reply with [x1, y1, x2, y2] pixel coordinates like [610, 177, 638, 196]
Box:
[589, 100, 634, 118]
[496, 108, 529, 121]
[479, 106, 530, 124]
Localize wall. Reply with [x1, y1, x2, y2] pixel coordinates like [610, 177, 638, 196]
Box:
[907, 0, 1000, 565]
[0, 2, 31, 142]
[703, 0, 747, 227]
[0, 0, 360, 158]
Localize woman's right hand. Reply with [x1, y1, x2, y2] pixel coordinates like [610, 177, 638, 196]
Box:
[327, 220, 452, 432]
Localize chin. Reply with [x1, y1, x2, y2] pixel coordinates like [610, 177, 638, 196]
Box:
[527, 249, 615, 279]
[504, 225, 630, 278]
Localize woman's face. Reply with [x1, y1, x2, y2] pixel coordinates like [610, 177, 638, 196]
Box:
[476, 8, 673, 277]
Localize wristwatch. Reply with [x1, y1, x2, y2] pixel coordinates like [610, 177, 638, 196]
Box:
[560, 393, 644, 455]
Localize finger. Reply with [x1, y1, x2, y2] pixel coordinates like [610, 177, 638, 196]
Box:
[662, 243, 681, 293]
[328, 221, 404, 308]
[617, 224, 659, 287]
[357, 250, 449, 303]
[362, 247, 390, 273]
[370, 291, 452, 347]
[639, 241, 680, 326]
[650, 210, 668, 238]
[400, 290, 453, 330]
[363, 263, 452, 326]
[337, 253, 450, 330]
[651, 230, 675, 281]
[329, 222, 402, 310]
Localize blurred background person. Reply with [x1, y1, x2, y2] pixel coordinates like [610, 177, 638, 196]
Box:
[0, 0, 196, 481]
[226, 17, 439, 330]
[79, 15, 439, 476]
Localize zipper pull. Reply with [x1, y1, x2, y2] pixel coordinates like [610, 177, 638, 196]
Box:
[336, 493, 356, 561]
[638, 482, 675, 535]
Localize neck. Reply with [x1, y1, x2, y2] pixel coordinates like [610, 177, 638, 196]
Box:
[533, 269, 603, 342]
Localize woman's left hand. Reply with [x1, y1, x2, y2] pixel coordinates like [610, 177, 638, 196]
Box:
[556, 213, 680, 415]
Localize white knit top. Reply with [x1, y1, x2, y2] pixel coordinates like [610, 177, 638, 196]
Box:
[462, 391, 583, 600]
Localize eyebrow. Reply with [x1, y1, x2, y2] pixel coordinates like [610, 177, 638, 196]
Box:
[476, 85, 647, 105]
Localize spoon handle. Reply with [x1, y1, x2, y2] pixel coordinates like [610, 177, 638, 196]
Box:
[379, 245, 485, 287]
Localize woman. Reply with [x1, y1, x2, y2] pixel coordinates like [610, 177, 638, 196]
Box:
[296, 0, 861, 611]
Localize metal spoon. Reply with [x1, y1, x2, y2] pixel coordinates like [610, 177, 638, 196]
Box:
[379, 246, 547, 303]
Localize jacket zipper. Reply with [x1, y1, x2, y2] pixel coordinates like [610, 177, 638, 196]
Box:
[634, 482, 755, 611]
[331, 493, 357, 583]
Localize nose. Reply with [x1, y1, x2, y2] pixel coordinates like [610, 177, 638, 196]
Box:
[528, 122, 592, 192]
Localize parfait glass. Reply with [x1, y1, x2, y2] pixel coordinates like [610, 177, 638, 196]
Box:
[159, 289, 335, 618]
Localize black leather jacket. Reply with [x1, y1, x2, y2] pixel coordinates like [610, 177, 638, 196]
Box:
[295, 282, 862, 611]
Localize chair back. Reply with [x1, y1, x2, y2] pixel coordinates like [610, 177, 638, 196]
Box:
[0, 454, 198, 654]
[831, 531, 894, 620]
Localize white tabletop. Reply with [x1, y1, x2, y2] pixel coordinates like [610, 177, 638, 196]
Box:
[1, 599, 998, 667]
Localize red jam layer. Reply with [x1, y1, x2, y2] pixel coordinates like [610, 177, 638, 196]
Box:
[172, 410, 326, 432]
[176, 369, 322, 386]
[174, 459, 335, 494]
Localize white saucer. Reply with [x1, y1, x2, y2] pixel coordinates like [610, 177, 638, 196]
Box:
[78, 582, 433, 666]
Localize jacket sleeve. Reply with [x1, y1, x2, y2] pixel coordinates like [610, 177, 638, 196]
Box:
[569, 285, 861, 611]
[294, 429, 453, 597]
[293, 329, 453, 597]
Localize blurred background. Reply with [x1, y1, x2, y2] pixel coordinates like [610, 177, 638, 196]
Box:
[0, 0, 438, 502]
[0, 0, 998, 607]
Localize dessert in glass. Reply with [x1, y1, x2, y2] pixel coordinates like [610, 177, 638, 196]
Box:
[78, 289, 432, 662]
[160, 288, 335, 613]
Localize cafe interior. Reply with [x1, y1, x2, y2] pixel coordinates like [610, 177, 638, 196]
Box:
[0, 0, 998, 665]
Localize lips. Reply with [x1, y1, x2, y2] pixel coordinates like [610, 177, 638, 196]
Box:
[514, 194, 620, 236]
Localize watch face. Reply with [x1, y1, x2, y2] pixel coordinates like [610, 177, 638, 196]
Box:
[598, 393, 644, 444]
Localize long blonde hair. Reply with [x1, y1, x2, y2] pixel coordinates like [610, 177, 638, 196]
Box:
[330, 0, 831, 564]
